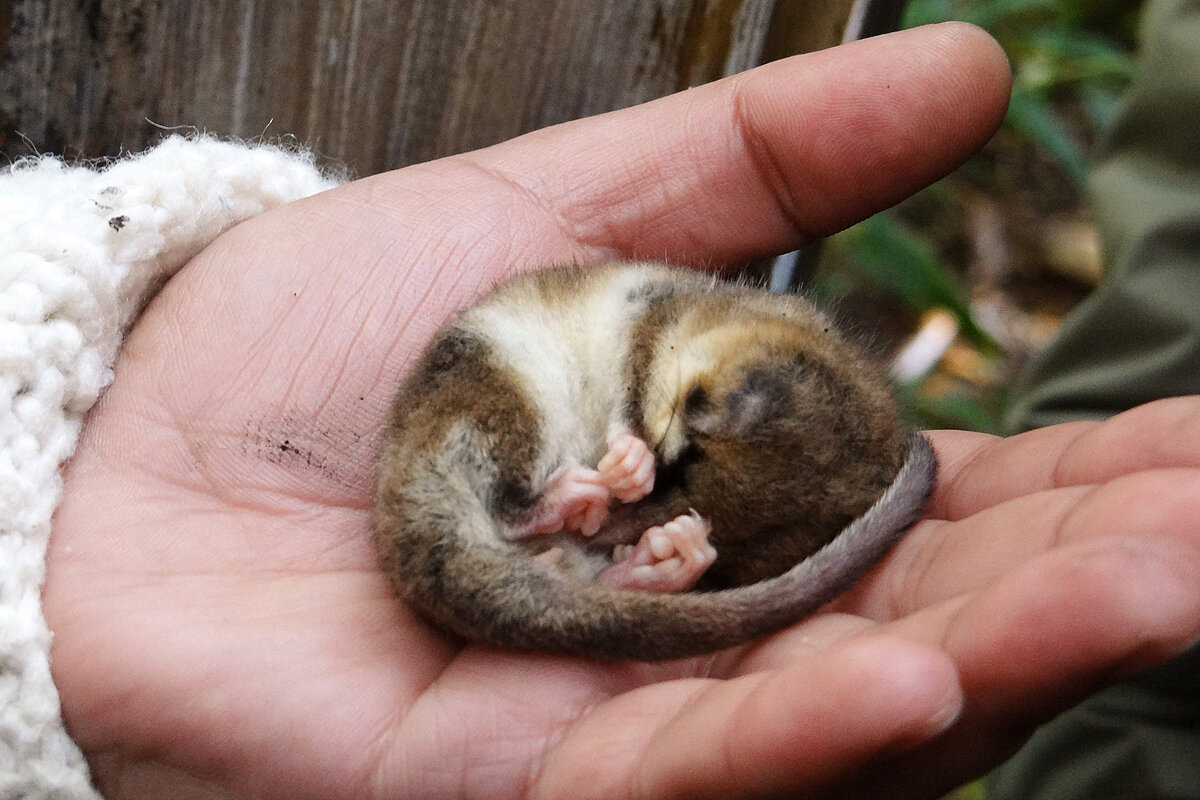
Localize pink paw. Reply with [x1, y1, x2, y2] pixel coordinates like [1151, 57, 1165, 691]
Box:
[597, 511, 716, 593]
[597, 432, 655, 503]
[510, 465, 611, 539]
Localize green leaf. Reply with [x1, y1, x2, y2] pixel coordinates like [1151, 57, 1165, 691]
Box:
[1004, 89, 1091, 186]
[960, 0, 1058, 32]
[893, 382, 1005, 434]
[833, 214, 998, 352]
[904, 0, 1058, 31]
[902, 0, 955, 27]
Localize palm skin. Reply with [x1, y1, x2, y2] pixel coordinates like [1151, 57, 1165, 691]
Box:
[41, 23, 1200, 800]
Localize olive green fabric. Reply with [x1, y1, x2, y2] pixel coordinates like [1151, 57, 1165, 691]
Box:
[988, 650, 1200, 799]
[991, 0, 1200, 797]
[1004, 0, 1200, 429]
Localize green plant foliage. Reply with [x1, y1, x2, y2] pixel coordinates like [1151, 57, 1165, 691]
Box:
[829, 215, 997, 352]
[938, 779, 990, 800]
[1004, 89, 1090, 185]
[906, 0, 1137, 184]
[893, 380, 1009, 434]
[818, 0, 1141, 433]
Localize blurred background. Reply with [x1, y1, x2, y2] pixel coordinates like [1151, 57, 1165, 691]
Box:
[824, 0, 1141, 436]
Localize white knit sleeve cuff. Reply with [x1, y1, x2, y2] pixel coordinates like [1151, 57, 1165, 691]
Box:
[0, 135, 340, 799]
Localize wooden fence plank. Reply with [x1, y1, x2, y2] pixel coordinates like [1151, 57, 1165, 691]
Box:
[1, 0, 854, 174]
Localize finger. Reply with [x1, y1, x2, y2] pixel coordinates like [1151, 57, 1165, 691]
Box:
[843, 467, 1200, 619]
[1055, 395, 1200, 480]
[840, 534, 1200, 798]
[531, 637, 962, 800]
[581, 502, 609, 538]
[597, 433, 656, 503]
[937, 535, 1200, 710]
[718, 612, 878, 676]
[341, 22, 1010, 269]
[928, 396, 1200, 521]
[924, 425, 1085, 521]
[733, 534, 1200, 798]
[662, 516, 717, 568]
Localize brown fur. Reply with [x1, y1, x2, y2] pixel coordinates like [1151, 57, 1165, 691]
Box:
[374, 262, 933, 660]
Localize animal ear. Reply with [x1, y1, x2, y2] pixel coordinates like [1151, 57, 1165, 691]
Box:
[682, 385, 722, 436]
[724, 369, 787, 437]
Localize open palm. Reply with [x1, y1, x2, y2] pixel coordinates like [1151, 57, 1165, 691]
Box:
[43, 24, 1200, 800]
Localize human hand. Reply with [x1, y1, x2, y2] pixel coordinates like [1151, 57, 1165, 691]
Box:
[45, 22, 1199, 800]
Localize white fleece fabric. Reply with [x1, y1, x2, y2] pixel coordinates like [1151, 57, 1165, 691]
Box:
[0, 136, 339, 799]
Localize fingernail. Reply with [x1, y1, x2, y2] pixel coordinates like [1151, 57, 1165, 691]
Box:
[923, 683, 964, 738]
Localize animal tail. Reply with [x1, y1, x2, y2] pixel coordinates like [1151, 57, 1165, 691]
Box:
[388, 431, 937, 662]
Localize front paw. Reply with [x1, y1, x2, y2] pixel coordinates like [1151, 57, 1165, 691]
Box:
[597, 432, 655, 503]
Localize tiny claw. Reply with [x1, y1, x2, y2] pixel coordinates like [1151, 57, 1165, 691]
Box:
[534, 547, 565, 566]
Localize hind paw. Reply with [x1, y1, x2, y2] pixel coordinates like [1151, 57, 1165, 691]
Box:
[597, 511, 716, 593]
[509, 465, 611, 539]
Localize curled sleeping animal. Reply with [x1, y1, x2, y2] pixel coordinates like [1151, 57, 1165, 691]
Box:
[374, 262, 936, 661]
